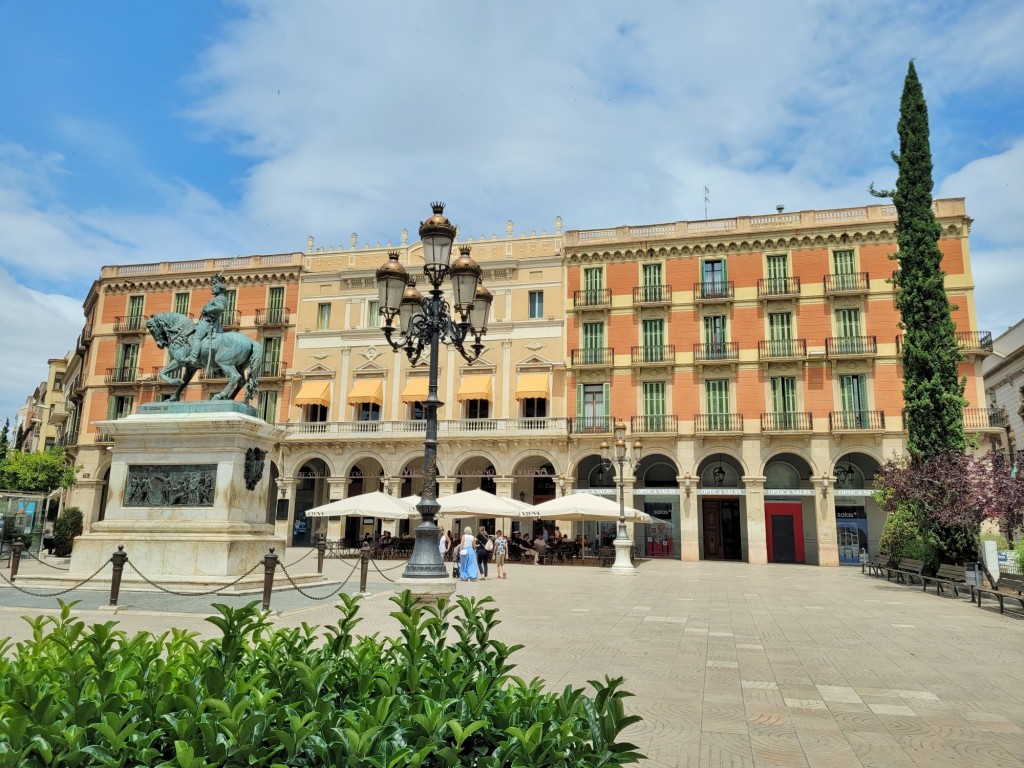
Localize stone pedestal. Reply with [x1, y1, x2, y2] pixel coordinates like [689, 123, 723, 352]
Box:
[65, 402, 288, 591]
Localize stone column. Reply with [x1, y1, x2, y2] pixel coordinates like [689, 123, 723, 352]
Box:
[274, 477, 297, 544]
[678, 475, 699, 562]
[325, 477, 349, 541]
[813, 477, 840, 566]
[437, 477, 459, 497]
[743, 475, 768, 565]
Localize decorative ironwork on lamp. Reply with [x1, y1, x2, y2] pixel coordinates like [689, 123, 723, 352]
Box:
[598, 420, 643, 573]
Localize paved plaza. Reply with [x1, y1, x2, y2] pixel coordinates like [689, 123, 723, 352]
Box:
[2, 555, 1023, 767]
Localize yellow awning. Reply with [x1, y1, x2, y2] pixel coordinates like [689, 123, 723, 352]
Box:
[294, 380, 331, 407]
[515, 373, 549, 400]
[347, 378, 384, 406]
[401, 377, 430, 404]
[456, 375, 493, 403]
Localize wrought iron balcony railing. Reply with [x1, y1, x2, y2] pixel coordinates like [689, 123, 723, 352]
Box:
[963, 407, 1008, 429]
[760, 412, 813, 432]
[694, 280, 735, 301]
[824, 272, 870, 293]
[693, 342, 739, 362]
[259, 360, 284, 378]
[280, 417, 572, 439]
[570, 347, 614, 366]
[829, 410, 885, 430]
[955, 330, 993, 353]
[631, 345, 675, 365]
[825, 336, 877, 356]
[114, 315, 145, 333]
[695, 413, 744, 432]
[757, 339, 807, 359]
[572, 288, 612, 308]
[221, 310, 241, 328]
[632, 284, 672, 304]
[570, 416, 613, 434]
[255, 307, 290, 325]
[630, 415, 679, 434]
[104, 367, 137, 384]
[757, 276, 801, 298]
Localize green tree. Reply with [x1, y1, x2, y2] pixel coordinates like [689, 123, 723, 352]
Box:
[52, 506, 83, 557]
[872, 61, 966, 461]
[0, 419, 8, 457]
[0, 447, 77, 493]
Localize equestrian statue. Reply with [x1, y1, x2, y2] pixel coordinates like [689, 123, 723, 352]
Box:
[145, 275, 263, 404]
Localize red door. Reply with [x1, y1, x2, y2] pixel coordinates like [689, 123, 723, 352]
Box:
[765, 503, 805, 563]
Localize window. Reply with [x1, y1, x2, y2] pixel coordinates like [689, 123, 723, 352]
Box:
[702, 259, 727, 297]
[642, 381, 666, 430]
[114, 343, 139, 381]
[642, 263, 663, 302]
[766, 254, 789, 292]
[583, 267, 604, 304]
[833, 249, 856, 290]
[642, 319, 665, 362]
[703, 315, 727, 358]
[173, 292, 190, 315]
[317, 302, 331, 330]
[223, 290, 237, 324]
[528, 290, 544, 319]
[465, 399, 489, 419]
[578, 383, 609, 432]
[768, 312, 793, 356]
[267, 286, 285, 323]
[839, 374, 868, 428]
[835, 308, 862, 354]
[367, 299, 379, 327]
[411, 401, 426, 420]
[521, 397, 547, 418]
[356, 402, 381, 421]
[258, 390, 278, 422]
[263, 336, 282, 377]
[705, 379, 730, 430]
[771, 377, 798, 428]
[106, 395, 135, 420]
[582, 322, 605, 364]
[304, 404, 328, 423]
[127, 295, 145, 331]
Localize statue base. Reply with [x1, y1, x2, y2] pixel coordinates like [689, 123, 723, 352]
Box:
[54, 409, 296, 593]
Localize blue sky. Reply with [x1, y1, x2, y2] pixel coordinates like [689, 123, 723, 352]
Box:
[1, 0, 1023, 426]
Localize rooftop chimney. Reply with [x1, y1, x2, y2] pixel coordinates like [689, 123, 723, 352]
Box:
[776, 204, 785, 213]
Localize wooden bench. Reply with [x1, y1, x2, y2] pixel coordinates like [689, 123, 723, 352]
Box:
[920, 563, 967, 597]
[862, 554, 889, 577]
[972, 572, 1024, 615]
[889, 558, 925, 585]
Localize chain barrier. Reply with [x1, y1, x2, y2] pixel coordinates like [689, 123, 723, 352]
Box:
[277, 558, 359, 601]
[124, 559, 263, 597]
[0, 559, 112, 598]
[370, 559, 401, 583]
[372, 559, 408, 572]
[20, 549, 71, 571]
[284, 547, 315, 568]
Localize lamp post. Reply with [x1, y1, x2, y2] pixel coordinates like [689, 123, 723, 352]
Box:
[375, 203, 492, 581]
[600, 420, 642, 574]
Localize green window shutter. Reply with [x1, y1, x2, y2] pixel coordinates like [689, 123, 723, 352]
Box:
[224, 290, 237, 315]
[834, 250, 855, 274]
[123, 396, 134, 417]
[268, 286, 285, 310]
[174, 293, 190, 315]
[642, 319, 664, 359]
[107, 396, 118, 420]
[836, 309, 861, 353]
[642, 381, 665, 418]
[840, 374, 868, 427]
[767, 254, 788, 280]
[602, 382, 611, 429]
[576, 383, 584, 420]
[771, 377, 797, 414]
[128, 295, 144, 318]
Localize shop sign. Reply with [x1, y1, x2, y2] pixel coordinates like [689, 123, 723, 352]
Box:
[834, 489, 874, 497]
[573, 488, 616, 496]
[634, 488, 679, 496]
[695, 488, 747, 496]
[765, 489, 816, 497]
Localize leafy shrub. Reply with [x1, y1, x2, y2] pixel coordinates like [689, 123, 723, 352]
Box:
[980, 531, 1009, 550]
[879, 503, 936, 570]
[0, 593, 643, 767]
[52, 506, 83, 558]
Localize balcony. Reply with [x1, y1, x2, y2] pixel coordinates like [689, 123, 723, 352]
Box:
[104, 367, 137, 385]
[49, 404, 70, 424]
[757, 276, 801, 300]
[95, 432, 115, 444]
[280, 417, 572, 440]
[221, 310, 241, 329]
[260, 360, 285, 378]
[255, 307, 291, 326]
[76, 322, 93, 353]
[956, 330, 993, 355]
[824, 272, 870, 295]
[572, 288, 612, 310]
[631, 345, 676, 366]
[114, 315, 146, 333]
[695, 413, 744, 434]
[632, 284, 672, 305]
[693, 342, 739, 364]
[571, 416, 613, 434]
[631, 415, 679, 434]
[758, 339, 807, 361]
[825, 336, 877, 357]
[761, 412, 813, 432]
[570, 347, 614, 367]
[694, 280, 734, 303]
[829, 411, 885, 431]
[199, 367, 227, 380]
[964, 407, 1007, 430]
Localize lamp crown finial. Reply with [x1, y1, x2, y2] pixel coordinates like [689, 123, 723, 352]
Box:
[430, 201, 445, 215]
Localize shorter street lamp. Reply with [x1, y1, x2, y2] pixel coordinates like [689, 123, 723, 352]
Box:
[375, 203, 492, 581]
[600, 420, 642, 574]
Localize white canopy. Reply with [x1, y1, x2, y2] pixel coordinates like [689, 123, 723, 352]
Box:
[304, 491, 413, 520]
[437, 488, 534, 517]
[530, 493, 655, 523]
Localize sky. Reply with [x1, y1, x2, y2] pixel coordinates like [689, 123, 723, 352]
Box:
[1, 0, 1022, 428]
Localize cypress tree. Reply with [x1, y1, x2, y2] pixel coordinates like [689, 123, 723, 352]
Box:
[873, 61, 966, 461]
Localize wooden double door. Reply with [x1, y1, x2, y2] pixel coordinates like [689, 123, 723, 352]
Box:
[702, 499, 743, 560]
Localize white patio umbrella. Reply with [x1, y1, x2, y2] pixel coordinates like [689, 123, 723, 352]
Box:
[529, 493, 655, 523]
[437, 487, 534, 517]
[304, 491, 413, 520]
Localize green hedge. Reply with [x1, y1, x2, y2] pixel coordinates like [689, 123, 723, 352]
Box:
[0, 593, 643, 767]
[52, 506, 83, 558]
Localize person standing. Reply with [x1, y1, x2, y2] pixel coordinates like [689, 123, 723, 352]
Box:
[493, 530, 508, 580]
[476, 525, 493, 579]
[458, 526, 479, 581]
[42, 524, 55, 556]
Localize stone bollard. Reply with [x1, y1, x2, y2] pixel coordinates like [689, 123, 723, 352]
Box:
[317, 534, 326, 574]
[359, 542, 370, 593]
[10, 538, 24, 582]
[262, 547, 279, 611]
[109, 546, 127, 606]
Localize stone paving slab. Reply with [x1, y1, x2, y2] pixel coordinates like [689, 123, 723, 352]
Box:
[2, 557, 1023, 767]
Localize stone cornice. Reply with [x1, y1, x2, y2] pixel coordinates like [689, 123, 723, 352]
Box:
[102, 271, 300, 293]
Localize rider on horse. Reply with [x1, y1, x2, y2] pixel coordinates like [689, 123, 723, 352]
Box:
[184, 275, 228, 367]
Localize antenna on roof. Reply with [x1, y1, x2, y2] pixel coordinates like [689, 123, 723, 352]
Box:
[703, 185, 710, 220]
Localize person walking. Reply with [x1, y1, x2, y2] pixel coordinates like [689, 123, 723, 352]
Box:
[493, 530, 508, 580]
[458, 526, 479, 581]
[476, 525, 492, 580]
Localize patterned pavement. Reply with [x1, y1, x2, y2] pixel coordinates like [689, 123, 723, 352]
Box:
[2, 555, 1022, 767]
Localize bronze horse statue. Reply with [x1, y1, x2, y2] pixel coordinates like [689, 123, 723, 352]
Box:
[145, 312, 263, 403]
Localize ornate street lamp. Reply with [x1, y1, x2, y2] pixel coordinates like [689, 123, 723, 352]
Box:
[599, 420, 643, 574]
[375, 203, 491, 580]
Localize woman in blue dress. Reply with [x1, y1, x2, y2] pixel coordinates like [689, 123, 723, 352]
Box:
[458, 526, 479, 581]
